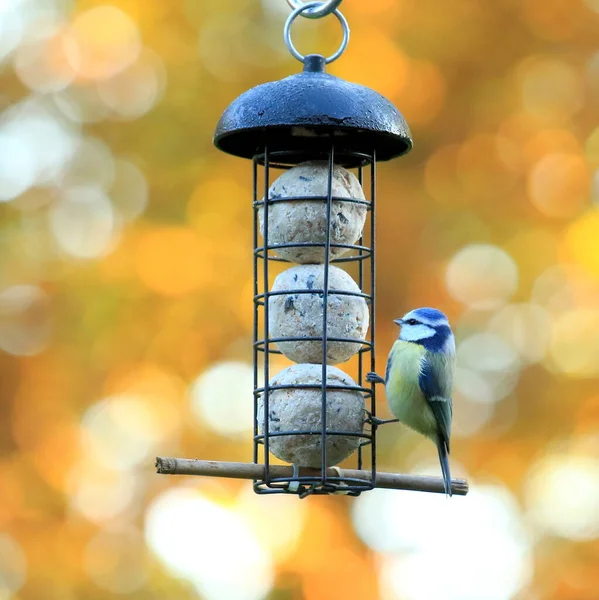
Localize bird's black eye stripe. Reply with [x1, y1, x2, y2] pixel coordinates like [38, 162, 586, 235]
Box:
[407, 319, 418, 325]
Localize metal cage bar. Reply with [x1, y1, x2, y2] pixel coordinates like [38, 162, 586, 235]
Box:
[357, 162, 364, 473]
[369, 151, 378, 486]
[252, 156, 260, 467]
[252, 147, 377, 497]
[320, 145, 334, 484]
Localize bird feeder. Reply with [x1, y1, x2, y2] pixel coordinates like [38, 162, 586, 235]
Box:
[156, 0, 469, 499]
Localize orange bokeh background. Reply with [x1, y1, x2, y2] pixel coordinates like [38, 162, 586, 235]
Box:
[1, 0, 599, 598]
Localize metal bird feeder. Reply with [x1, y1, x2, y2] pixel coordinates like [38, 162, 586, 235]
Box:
[156, 0, 468, 499]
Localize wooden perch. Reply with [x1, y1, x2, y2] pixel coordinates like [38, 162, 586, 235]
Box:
[156, 457, 469, 496]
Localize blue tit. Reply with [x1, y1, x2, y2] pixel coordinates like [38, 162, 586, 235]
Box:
[367, 307, 456, 496]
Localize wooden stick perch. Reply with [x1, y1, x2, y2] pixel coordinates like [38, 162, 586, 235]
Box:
[156, 457, 469, 496]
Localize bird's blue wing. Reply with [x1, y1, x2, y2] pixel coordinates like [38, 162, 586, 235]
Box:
[418, 353, 453, 451]
[384, 353, 392, 383]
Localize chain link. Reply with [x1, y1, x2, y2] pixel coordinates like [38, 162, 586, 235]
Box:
[285, 0, 343, 19]
[284, 1, 349, 64]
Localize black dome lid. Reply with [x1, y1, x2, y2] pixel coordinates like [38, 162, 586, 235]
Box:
[213, 55, 412, 165]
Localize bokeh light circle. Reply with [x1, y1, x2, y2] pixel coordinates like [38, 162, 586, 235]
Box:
[446, 244, 518, 310]
[81, 394, 175, 471]
[547, 308, 599, 377]
[64, 6, 141, 81]
[353, 484, 532, 600]
[145, 487, 274, 600]
[49, 185, 116, 259]
[525, 452, 599, 540]
[528, 153, 590, 218]
[455, 333, 521, 405]
[487, 303, 552, 364]
[68, 463, 140, 524]
[14, 32, 76, 93]
[563, 209, 599, 277]
[97, 49, 166, 120]
[190, 361, 254, 438]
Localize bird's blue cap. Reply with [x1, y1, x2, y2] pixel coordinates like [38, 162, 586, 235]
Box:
[394, 307, 449, 326]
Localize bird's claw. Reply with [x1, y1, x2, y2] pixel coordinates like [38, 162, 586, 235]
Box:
[371, 417, 400, 427]
[366, 372, 385, 385]
[363, 408, 399, 428]
[364, 374, 397, 427]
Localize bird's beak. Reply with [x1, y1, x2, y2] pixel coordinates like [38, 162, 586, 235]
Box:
[393, 318, 403, 326]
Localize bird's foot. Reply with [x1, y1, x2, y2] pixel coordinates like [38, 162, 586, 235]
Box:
[371, 417, 400, 427]
[363, 409, 399, 428]
[366, 372, 385, 385]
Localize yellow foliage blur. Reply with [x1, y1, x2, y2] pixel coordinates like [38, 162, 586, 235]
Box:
[1, 0, 599, 598]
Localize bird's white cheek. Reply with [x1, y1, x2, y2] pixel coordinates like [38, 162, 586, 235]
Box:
[400, 324, 435, 342]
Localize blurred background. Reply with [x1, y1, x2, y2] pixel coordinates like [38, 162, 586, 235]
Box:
[1, 0, 599, 598]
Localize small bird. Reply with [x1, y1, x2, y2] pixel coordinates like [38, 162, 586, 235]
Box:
[367, 307, 455, 496]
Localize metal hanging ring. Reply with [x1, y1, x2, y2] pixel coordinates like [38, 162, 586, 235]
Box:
[284, 1, 350, 64]
[286, 0, 344, 19]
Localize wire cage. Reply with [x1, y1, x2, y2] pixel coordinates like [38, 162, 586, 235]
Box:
[252, 146, 378, 497]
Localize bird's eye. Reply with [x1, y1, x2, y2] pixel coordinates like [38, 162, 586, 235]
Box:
[407, 319, 418, 325]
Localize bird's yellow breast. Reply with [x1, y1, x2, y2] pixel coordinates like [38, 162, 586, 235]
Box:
[385, 340, 437, 439]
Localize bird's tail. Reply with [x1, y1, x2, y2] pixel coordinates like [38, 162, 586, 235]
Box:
[436, 436, 452, 497]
